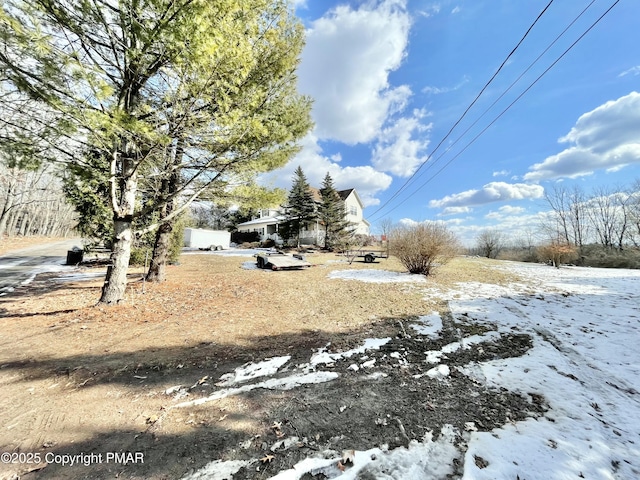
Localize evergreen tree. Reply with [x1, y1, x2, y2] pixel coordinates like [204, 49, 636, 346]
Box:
[0, 0, 312, 302]
[318, 172, 351, 249]
[282, 166, 316, 248]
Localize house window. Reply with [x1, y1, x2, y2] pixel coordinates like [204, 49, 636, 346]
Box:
[349, 205, 357, 216]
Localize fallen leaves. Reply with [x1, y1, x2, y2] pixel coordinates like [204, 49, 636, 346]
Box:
[260, 454, 275, 464]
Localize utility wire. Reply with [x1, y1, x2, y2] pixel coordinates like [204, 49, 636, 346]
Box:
[371, 0, 621, 221]
[368, 0, 555, 219]
[381, 0, 598, 206]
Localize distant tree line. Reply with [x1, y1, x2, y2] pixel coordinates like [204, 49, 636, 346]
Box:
[542, 182, 640, 251]
[0, 163, 76, 237]
[472, 179, 640, 268]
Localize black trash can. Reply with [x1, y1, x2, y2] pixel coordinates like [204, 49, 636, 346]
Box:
[66, 248, 84, 265]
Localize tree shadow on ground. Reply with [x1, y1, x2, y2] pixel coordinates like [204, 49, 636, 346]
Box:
[0, 321, 407, 389]
[9, 415, 259, 480]
[1, 314, 547, 480]
[0, 270, 147, 319]
[2, 281, 580, 480]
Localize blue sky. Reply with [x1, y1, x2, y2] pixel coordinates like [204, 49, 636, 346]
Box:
[261, 0, 640, 245]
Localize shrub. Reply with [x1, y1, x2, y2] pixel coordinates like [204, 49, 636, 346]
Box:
[537, 243, 578, 268]
[580, 246, 640, 269]
[231, 231, 260, 244]
[260, 238, 276, 248]
[389, 222, 460, 276]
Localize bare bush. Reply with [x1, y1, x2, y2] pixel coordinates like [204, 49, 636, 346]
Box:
[537, 243, 579, 268]
[390, 222, 460, 275]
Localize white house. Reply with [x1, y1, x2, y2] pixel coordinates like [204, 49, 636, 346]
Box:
[236, 188, 370, 245]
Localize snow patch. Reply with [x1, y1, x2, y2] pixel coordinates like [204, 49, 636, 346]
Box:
[172, 372, 339, 409]
[180, 459, 252, 479]
[216, 356, 291, 387]
[268, 425, 459, 479]
[309, 338, 391, 367]
[411, 312, 442, 338]
[426, 364, 450, 379]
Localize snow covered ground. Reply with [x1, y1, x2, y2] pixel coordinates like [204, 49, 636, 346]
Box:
[185, 261, 640, 480]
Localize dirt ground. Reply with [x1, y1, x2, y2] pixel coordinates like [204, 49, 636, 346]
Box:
[0, 245, 541, 480]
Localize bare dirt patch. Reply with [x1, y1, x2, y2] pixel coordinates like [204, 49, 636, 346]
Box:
[0, 250, 535, 479]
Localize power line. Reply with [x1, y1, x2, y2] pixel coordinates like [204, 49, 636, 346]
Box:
[371, 0, 621, 221]
[368, 0, 555, 219]
[380, 0, 597, 209]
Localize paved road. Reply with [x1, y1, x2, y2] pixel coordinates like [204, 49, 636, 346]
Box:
[0, 239, 82, 295]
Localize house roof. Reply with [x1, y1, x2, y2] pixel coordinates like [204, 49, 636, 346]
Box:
[338, 188, 364, 209]
[309, 187, 322, 202]
[337, 188, 354, 201]
[236, 215, 285, 227]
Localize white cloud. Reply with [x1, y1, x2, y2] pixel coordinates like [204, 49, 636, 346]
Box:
[417, 4, 441, 18]
[492, 169, 510, 177]
[451, 6, 461, 14]
[619, 66, 640, 77]
[442, 217, 468, 226]
[398, 217, 419, 227]
[525, 91, 640, 181]
[401, 207, 551, 247]
[422, 76, 468, 95]
[440, 206, 472, 216]
[498, 205, 526, 215]
[429, 182, 544, 209]
[298, 0, 412, 144]
[485, 205, 526, 220]
[261, 134, 392, 207]
[447, 211, 549, 246]
[371, 109, 432, 177]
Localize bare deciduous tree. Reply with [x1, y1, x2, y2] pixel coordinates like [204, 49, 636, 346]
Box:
[544, 185, 589, 249]
[378, 217, 394, 257]
[545, 185, 571, 244]
[627, 179, 640, 246]
[476, 228, 505, 259]
[587, 186, 625, 250]
[0, 163, 75, 238]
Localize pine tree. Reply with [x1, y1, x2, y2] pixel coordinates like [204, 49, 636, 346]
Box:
[282, 166, 316, 248]
[1, 0, 312, 303]
[318, 172, 351, 249]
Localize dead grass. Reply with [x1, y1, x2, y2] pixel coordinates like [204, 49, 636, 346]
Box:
[0, 248, 525, 479]
[1, 252, 520, 365]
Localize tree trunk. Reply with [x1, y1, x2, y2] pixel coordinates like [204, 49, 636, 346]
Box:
[6, 209, 19, 236]
[146, 137, 182, 282]
[100, 217, 134, 304]
[18, 210, 29, 236]
[0, 195, 13, 237]
[146, 220, 173, 282]
[99, 154, 138, 304]
[0, 169, 17, 237]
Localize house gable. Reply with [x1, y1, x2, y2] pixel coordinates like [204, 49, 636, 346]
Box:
[236, 186, 370, 240]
